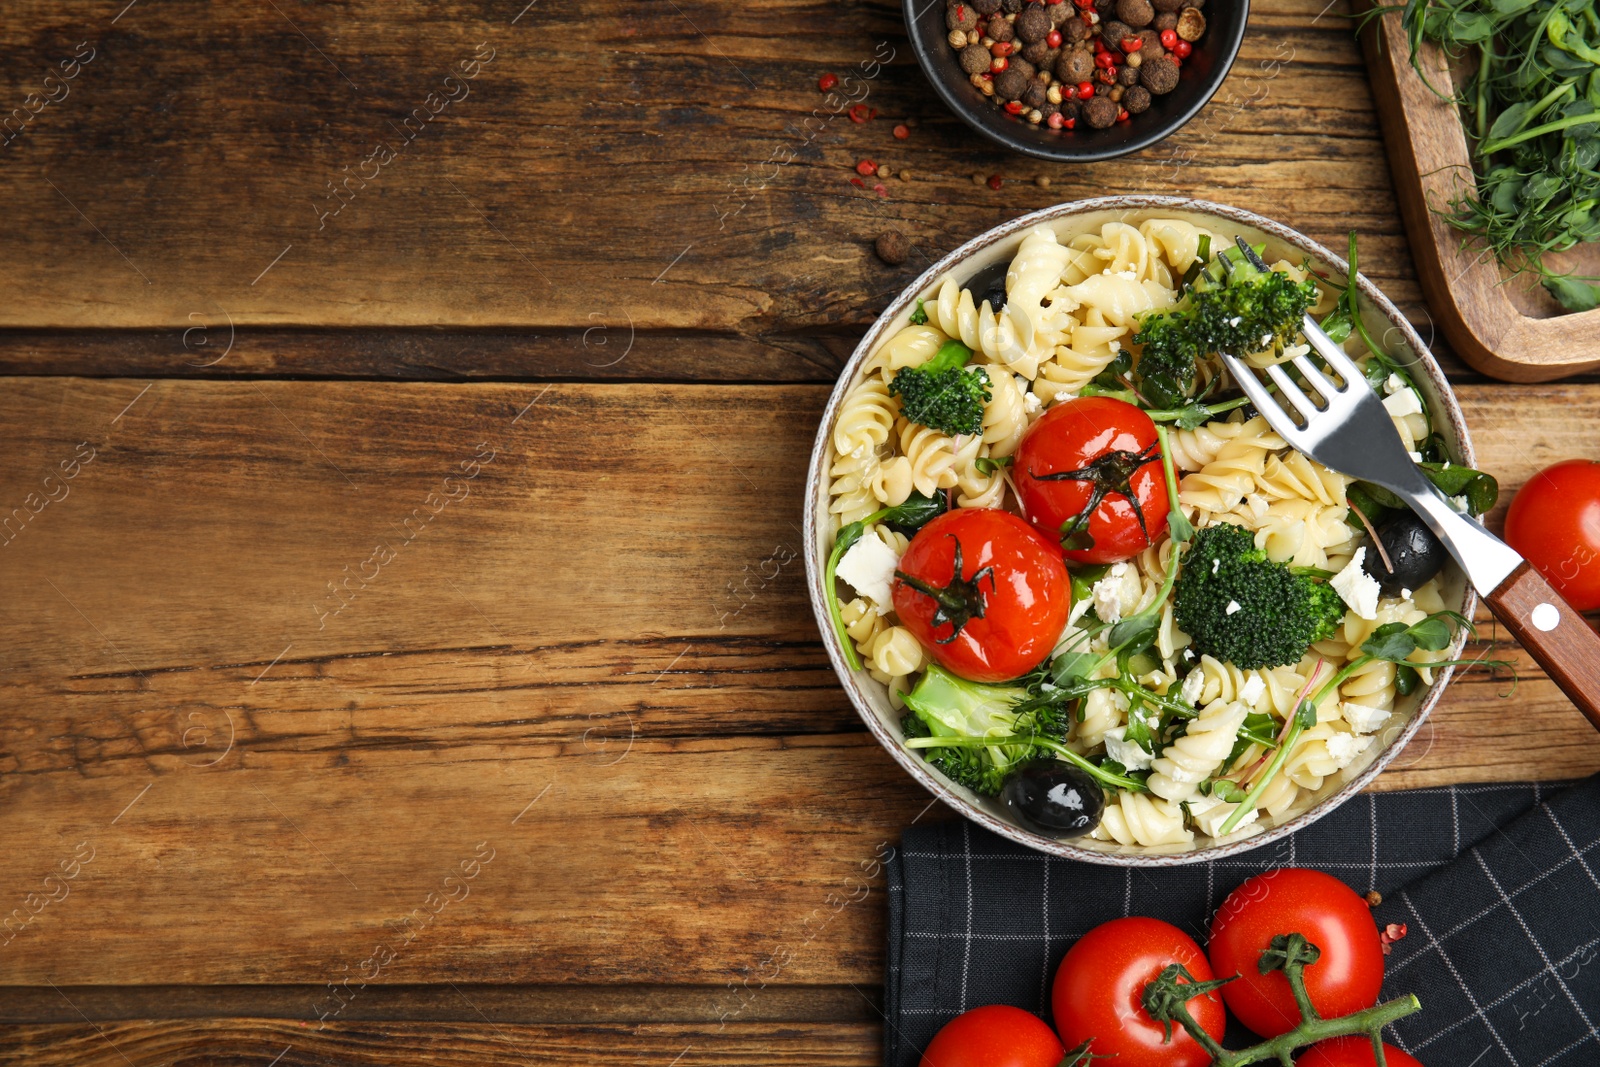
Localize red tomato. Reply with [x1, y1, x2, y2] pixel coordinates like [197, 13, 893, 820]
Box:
[1297, 1037, 1425, 1067]
[894, 508, 1071, 683]
[1208, 869, 1384, 1038]
[919, 1004, 1065, 1067]
[1504, 459, 1600, 612]
[1052, 917, 1227, 1067]
[1014, 397, 1169, 565]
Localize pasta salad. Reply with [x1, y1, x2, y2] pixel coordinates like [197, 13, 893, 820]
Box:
[824, 214, 1499, 850]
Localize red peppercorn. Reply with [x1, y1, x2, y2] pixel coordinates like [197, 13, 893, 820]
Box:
[1122, 36, 1142, 50]
[850, 177, 864, 187]
[848, 104, 876, 123]
[1117, 107, 1129, 121]
[1047, 111, 1065, 128]
[1094, 50, 1115, 68]
[991, 55, 1009, 71]
[874, 183, 888, 196]
[856, 159, 877, 175]
[1065, 116, 1077, 128]
[1004, 100, 1024, 114]
[1160, 28, 1178, 49]
[893, 124, 910, 139]
[1096, 67, 1116, 84]
[992, 40, 1013, 56]
[1073, 0, 1093, 8]
[987, 174, 1003, 189]
[1046, 29, 1063, 46]
[819, 73, 839, 91]
[1077, 80, 1095, 98]
[1174, 39, 1192, 57]
[1093, 36, 1106, 52]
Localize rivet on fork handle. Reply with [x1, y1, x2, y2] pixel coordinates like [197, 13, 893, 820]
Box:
[1484, 562, 1600, 729]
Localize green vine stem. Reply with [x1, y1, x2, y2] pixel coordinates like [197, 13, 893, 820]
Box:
[1140, 933, 1422, 1067]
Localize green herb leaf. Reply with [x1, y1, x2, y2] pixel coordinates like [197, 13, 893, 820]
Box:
[973, 455, 1013, 475]
[1208, 779, 1250, 803]
[1419, 463, 1499, 515]
[1362, 621, 1418, 663]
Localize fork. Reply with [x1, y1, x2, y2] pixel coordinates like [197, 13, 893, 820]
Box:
[1218, 237, 1600, 728]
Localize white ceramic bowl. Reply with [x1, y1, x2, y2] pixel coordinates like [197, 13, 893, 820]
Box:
[804, 196, 1475, 866]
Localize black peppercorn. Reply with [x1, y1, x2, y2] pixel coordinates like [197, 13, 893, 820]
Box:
[1016, 5, 1051, 42]
[995, 67, 1030, 99]
[1021, 81, 1048, 108]
[1082, 94, 1118, 127]
[972, 0, 1003, 14]
[1118, 63, 1140, 85]
[988, 16, 1015, 41]
[1002, 0, 1023, 14]
[1123, 84, 1152, 112]
[1140, 53, 1179, 93]
[947, 3, 979, 30]
[1057, 46, 1096, 83]
[1116, 0, 1155, 26]
[875, 231, 911, 266]
[1101, 19, 1133, 45]
[960, 43, 993, 73]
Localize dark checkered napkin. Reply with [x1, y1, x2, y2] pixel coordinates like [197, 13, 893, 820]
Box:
[884, 776, 1600, 1067]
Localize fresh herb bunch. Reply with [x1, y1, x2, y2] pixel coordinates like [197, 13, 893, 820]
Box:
[1133, 244, 1321, 407]
[889, 339, 991, 435]
[1380, 0, 1600, 309]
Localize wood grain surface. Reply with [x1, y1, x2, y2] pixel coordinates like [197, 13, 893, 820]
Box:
[3, 0, 1598, 1061]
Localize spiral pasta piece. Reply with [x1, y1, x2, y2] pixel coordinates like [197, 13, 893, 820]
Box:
[1092, 792, 1194, 847]
[832, 377, 899, 457]
[898, 419, 959, 497]
[980, 366, 1029, 457]
[868, 625, 926, 678]
[1148, 699, 1250, 802]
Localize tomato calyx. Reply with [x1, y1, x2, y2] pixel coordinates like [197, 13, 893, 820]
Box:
[1056, 1040, 1104, 1067]
[1028, 440, 1161, 551]
[1139, 932, 1421, 1067]
[894, 535, 995, 644]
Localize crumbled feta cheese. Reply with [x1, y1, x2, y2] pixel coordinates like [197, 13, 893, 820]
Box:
[1400, 588, 1413, 600]
[1091, 562, 1133, 625]
[1384, 373, 1405, 396]
[1331, 547, 1380, 621]
[1407, 451, 1423, 462]
[1229, 316, 1243, 327]
[1188, 793, 1259, 837]
[1325, 732, 1375, 770]
[1382, 388, 1423, 418]
[836, 533, 901, 612]
[1023, 390, 1043, 414]
[1109, 338, 1123, 353]
[1240, 674, 1266, 706]
[1450, 495, 1470, 513]
[1181, 667, 1205, 706]
[1261, 333, 1274, 347]
[1212, 557, 1222, 575]
[1342, 702, 1392, 735]
[1225, 600, 1242, 616]
[1102, 726, 1153, 772]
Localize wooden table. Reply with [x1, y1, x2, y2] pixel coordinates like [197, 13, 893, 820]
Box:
[1, 1, 1596, 1063]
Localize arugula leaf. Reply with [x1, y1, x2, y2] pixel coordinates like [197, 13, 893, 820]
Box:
[973, 455, 1013, 476]
[1419, 462, 1499, 515]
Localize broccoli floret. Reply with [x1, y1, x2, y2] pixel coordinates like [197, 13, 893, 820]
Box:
[1173, 524, 1345, 670]
[899, 665, 1063, 796]
[1133, 249, 1320, 407]
[889, 340, 991, 436]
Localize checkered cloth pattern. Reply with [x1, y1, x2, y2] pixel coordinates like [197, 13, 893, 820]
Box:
[885, 776, 1600, 1067]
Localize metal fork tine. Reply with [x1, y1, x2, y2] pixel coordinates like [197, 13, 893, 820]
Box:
[1234, 236, 1269, 271]
[1219, 352, 1302, 444]
[1300, 312, 1364, 384]
[1289, 353, 1342, 399]
[1263, 363, 1322, 422]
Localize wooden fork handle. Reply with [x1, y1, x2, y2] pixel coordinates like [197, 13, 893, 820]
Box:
[1484, 562, 1600, 731]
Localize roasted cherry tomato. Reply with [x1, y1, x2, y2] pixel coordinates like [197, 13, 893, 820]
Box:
[1014, 396, 1168, 564]
[919, 1004, 1066, 1067]
[1052, 917, 1227, 1067]
[1504, 459, 1600, 611]
[1297, 1037, 1425, 1067]
[1208, 869, 1384, 1038]
[893, 508, 1071, 683]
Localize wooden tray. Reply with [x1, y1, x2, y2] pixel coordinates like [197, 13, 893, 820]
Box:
[1360, 7, 1600, 381]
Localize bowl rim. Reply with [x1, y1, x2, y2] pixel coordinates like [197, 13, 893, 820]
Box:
[803, 195, 1479, 867]
[901, 0, 1252, 162]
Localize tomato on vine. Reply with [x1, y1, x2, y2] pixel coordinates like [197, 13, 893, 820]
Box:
[1297, 1036, 1425, 1067]
[1208, 869, 1385, 1038]
[1014, 397, 1168, 565]
[918, 1004, 1066, 1067]
[893, 508, 1071, 683]
[1051, 916, 1226, 1067]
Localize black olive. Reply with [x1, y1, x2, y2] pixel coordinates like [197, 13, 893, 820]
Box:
[1361, 511, 1449, 594]
[1003, 759, 1105, 837]
[980, 281, 1008, 311]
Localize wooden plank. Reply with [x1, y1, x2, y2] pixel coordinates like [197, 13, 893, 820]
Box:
[0, 1020, 879, 1066]
[0, 0, 1437, 340]
[0, 379, 1595, 989]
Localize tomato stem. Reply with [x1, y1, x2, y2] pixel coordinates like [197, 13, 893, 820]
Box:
[1140, 933, 1422, 1067]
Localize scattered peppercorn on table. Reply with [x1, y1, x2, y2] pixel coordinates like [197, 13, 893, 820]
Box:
[0, 1, 1596, 1064]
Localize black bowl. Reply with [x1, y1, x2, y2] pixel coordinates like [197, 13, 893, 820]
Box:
[904, 0, 1250, 162]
